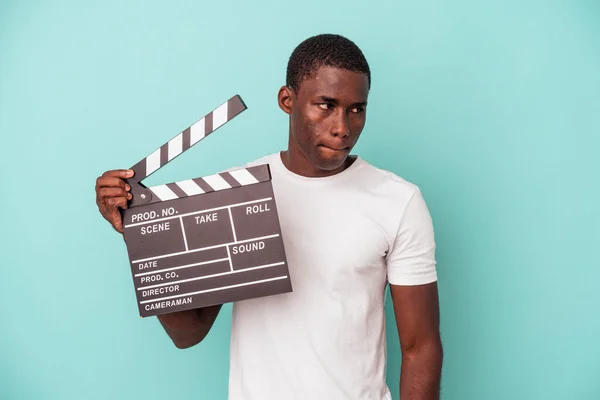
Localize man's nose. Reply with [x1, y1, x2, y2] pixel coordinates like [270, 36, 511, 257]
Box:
[331, 110, 351, 137]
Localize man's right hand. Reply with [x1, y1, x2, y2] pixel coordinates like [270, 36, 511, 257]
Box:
[95, 169, 134, 233]
[95, 168, 222, 348]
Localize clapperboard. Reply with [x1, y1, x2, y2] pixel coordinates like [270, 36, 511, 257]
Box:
[121, 95, 292, 317]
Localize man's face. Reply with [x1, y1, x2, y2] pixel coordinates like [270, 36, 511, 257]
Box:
[281, 66, 369, 172]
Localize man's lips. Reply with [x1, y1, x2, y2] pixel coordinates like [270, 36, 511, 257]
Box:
[318, 144, 350, 152]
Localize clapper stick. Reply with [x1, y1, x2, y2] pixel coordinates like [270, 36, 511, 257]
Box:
[125, 95, 247, 207]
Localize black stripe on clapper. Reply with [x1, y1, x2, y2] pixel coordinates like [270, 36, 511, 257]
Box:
[246, 165, 271, 182]
[192, 177, 216, 194]
[204, 112, 214, 137]
[228, 96, 247, 120]
[166, 183, 188, 198]
[219, 172, 241, 188]
[182, 127, 191, 152]
[131, 159, 146, 182]
[160, 143, 169, 168]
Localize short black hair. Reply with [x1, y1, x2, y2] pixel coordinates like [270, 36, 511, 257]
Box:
[286, 33, 371, 91]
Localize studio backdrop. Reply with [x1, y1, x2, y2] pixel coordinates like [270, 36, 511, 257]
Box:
[1, 1, 599, 399]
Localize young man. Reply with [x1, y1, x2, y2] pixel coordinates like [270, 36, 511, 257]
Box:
[96, 34, 443, 400]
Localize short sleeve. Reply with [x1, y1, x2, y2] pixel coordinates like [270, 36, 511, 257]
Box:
[386, 188, 438, 286]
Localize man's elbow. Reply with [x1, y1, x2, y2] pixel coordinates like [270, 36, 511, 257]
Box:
[171, 331, 209, 349]
[173, 338, 199, 350]
[402, 336, 444, 363]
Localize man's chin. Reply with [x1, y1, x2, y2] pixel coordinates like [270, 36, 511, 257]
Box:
[312, 148, 349, 171]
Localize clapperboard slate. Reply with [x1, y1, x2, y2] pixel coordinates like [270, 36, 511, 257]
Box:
[121, 95, 292, 317]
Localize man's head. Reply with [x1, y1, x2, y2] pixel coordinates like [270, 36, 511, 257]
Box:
[278, 34, 371, 175]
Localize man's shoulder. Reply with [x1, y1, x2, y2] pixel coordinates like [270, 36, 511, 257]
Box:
[242, 153, 278, 168]
[222, 153, 278, 172]
[355, 157, 420, 199]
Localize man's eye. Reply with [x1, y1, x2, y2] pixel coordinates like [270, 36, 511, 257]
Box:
[317, 103, 333, 110]
[350, 107, 364, 114]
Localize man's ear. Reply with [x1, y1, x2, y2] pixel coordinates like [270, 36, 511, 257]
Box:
[278, 86, 294, 115]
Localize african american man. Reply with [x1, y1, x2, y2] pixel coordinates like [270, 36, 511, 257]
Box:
[95, 33, 443, 400]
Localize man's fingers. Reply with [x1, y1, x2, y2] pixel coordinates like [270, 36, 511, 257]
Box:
[96, 176, 130, 191]
[102, 169, 134, 179]
[111, 210, 124, 233]
[98, 187, 132, 200]
[95, 170, 132, 234]
[107, 196, 129, 210]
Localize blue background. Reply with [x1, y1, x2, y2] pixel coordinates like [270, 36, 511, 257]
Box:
[1, 0, 599, 399]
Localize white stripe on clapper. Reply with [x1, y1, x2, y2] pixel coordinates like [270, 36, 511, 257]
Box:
[124, 197, 272, 230]
[168, 133, 183, 161]
[146, 148, 161, 176]
[226, 245, 233, 271]
[203, 174, 231, 191]
[212, 102, 228, 131]
[176, 179, 204, 196]
[179, 216, 189, 251]
[151, 185, 178, 201]
[229, 168, 259, 185]
[137, 261, 285, 289]
[228, 207, 237, 241]
[140, 276, 289, 304]
[190, 118, 205, 145]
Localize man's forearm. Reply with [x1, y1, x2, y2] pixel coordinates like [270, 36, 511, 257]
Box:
[400, 338, 443, 400]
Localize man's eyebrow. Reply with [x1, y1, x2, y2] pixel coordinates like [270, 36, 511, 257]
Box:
[317, 95, 338, 104]
[317, 96, 368, 107]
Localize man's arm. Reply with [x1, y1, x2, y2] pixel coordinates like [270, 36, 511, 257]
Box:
[390, 282, 443, 400]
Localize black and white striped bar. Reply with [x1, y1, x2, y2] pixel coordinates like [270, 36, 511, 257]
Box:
[145, 164, 271, 204]
[121, 170, 292, 317]
[129, 95, 247, 182]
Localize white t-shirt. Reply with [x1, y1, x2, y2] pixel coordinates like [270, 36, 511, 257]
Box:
[227, 152, 437, 400]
